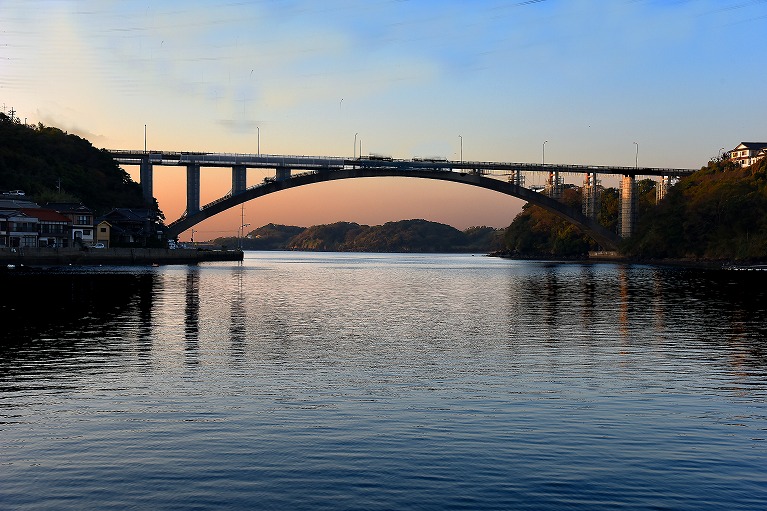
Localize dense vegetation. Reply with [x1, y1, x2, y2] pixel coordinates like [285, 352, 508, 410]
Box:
[501, 181, 661, 259]
[0, 112, 156, 216]
[503, 157, 767, 262]
[214, 220, 505, 253]
[624, 157, 767, 261]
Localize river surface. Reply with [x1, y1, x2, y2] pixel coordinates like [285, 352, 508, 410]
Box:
[1, 252, 766, 510]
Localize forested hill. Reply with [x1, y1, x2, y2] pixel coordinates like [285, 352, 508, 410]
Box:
[0, 113, 151, 215]
[501, 156, 767, 262]
[215, 220, 505, 253]
[624, 157, 767, 261]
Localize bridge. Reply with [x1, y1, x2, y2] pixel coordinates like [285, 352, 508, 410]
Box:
[108, 150, 699, 251]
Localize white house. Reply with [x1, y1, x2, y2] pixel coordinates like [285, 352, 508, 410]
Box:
[730, 142, 767, 167]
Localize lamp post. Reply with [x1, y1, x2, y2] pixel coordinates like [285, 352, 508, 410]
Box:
[354, 133, 358, 159]
[144, 124, 147, 153]
[634, 142, 638, 169]
[543, 140, 548, 166]
[257, 126, 260, 156]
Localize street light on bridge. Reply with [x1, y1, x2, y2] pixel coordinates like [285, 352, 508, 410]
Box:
[542, 140, 548, 166]
[354, 132, 358, 159]
[257, 126, 260, 156]
[459, 135, 463, 164]
[634, 142, 639, 169]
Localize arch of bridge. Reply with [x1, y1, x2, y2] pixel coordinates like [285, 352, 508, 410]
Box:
[165, 167, 621, 250]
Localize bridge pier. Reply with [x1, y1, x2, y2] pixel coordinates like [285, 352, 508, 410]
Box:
[546, 170, 563, 199]
[656, 175, 671, 203]
[276, 167, 291, 181]
[620, 175, 636, 238]
[509, 169, 525, 187]
[582, 172, 600, 219]
[187, 163, 201, 214]
[232, 165, 246, 195]
[140, 156, 153, 202]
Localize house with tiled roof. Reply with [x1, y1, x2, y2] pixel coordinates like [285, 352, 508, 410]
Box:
[0, 209, 38, 248]
[730, 142, 767, 168]
[98, 208, 159, 246]
[44, 202, 95, 246]
[20, 208, 71, 248]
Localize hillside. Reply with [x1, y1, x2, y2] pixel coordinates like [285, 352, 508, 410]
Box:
[624, 157, 767, 261]
[213, 220, 505, 253]
[0, 112, 154, 216]
[502, 157, 767, 262]
[502, 184, 637, 258]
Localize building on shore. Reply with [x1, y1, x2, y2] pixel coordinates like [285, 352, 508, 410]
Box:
[729, 142, 767, 168]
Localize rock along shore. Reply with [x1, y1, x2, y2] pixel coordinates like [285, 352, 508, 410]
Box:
[0, 247, 243, 266]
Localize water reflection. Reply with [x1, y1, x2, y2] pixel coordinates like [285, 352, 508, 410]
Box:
[0, 268, 156, 384]
[618, 265, 630, 341]
[185, 267, 200, 366]
[229, 266, 247, 363]
[1, 255, 766, 511]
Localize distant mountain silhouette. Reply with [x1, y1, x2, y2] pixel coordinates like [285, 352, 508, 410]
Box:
[214, 219, 504, 253]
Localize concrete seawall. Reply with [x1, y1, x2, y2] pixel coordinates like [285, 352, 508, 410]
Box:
[0, 247, 243, 266]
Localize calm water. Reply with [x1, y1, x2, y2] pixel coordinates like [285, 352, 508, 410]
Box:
[1, 252, 766, 510]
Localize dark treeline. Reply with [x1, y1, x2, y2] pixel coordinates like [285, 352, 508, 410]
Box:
[0, 112, 156, 216]
[215, 220, 506, 253]
[624, 157, 767, 260]
[502, 179, 656, 259]
[503, 156, 767, 261]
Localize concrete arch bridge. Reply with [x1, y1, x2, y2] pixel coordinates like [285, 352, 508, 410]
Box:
[108, 150, 698, 251]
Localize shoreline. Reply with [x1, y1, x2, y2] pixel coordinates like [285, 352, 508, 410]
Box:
[0, 246, 243, 267]
[487, 250, 767, 270]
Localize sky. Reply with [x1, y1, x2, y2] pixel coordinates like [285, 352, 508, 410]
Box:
[2, 0, 766, 240]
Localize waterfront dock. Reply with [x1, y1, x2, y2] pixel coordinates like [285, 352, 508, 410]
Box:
[0, 246, 243, 266]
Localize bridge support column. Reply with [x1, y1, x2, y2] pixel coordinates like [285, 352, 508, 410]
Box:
[546, 170, 562, 199]
[510, 169, 525, 187]
[276, 167, 291, 182]
[582, 172, 600, 219]
[232, 165, 246, 195]
[620, 175, 636, 238]
[656, 175, 671, 203]
[140, 156, 153, 202]
[186, 163, 201, 214]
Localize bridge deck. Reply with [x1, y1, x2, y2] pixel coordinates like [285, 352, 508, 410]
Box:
[108, 150, 698, 177]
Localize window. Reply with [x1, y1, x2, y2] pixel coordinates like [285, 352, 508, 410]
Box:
[100, 227, 107, 233]
[77, 215, 91, 225]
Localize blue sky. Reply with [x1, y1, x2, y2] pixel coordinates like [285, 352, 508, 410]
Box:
[2, 0, 766, 236]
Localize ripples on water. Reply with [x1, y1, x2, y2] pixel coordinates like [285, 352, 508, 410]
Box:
[1, 253, 766, 510]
